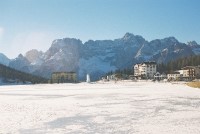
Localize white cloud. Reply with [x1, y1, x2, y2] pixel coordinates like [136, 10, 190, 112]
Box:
[9, 31, 65, 58]
[12, 32, 51, 52]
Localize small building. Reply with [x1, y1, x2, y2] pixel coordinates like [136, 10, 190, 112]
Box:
[181, 66, 200, 80]
[167, 72, 182, 81]
[154, 72, 167, 81]
[107, 74, 117, 80]
[134, 61, 157, 79]
[172, 66, 200, 81]
[129, 75, 137, 80]
[51, 72, 77, 83]
[103, 74, 118, 81]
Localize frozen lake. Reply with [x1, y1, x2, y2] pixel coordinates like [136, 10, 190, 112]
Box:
[0, 81, 200, 134]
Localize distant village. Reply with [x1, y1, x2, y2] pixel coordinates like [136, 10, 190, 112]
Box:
[49, 61, 200, 83]
[103, 61, 200, 82]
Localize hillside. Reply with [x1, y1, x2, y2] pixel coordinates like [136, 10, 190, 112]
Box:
[157, 55, 200, 74]
[0, 64, 48, 84]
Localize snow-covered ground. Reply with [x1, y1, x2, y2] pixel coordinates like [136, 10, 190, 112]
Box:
[0, 81, 200, 134]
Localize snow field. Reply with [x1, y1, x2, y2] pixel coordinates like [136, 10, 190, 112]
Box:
[0, 81, 200, 134]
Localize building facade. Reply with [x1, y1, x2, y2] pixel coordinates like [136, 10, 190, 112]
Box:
[134, 61, 157, 79]
[167, 73, 182, 81]
[167, 66, 200, 81]
[154, 72, 167, 81]
[181, 66, 200, 80]
[51, 72, 77, 83]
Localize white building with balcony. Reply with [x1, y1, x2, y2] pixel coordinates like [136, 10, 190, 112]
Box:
[134, 61, 157, 79]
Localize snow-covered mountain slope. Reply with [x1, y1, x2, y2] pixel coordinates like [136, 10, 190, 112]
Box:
[0, 53, 10, 66]
[6, 33, 200, 80]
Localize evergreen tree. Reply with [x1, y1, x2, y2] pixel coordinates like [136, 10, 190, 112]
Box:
[157, 55, 200, 73]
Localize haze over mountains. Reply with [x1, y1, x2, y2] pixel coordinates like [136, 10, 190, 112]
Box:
[0, 33, 200, 80]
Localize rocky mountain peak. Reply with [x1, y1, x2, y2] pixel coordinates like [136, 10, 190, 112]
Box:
[17, 54, 24, 59]
[25, 49, 41, 55]
[123, 32, 135, 40]
[162, 37, 178, 43]
[25, 49, 44, 65]
[187, 41, 199, 46]
[187, 41, 200, 54]
[25, 49, 43, 63]
[51, 38, 82, 49]
[121, 33, 146, 46]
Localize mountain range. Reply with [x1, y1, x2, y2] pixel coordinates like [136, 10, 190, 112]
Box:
[0, 33, 200, 81]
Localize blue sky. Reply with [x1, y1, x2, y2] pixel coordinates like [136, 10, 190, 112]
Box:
[0, 0, 200, 58]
